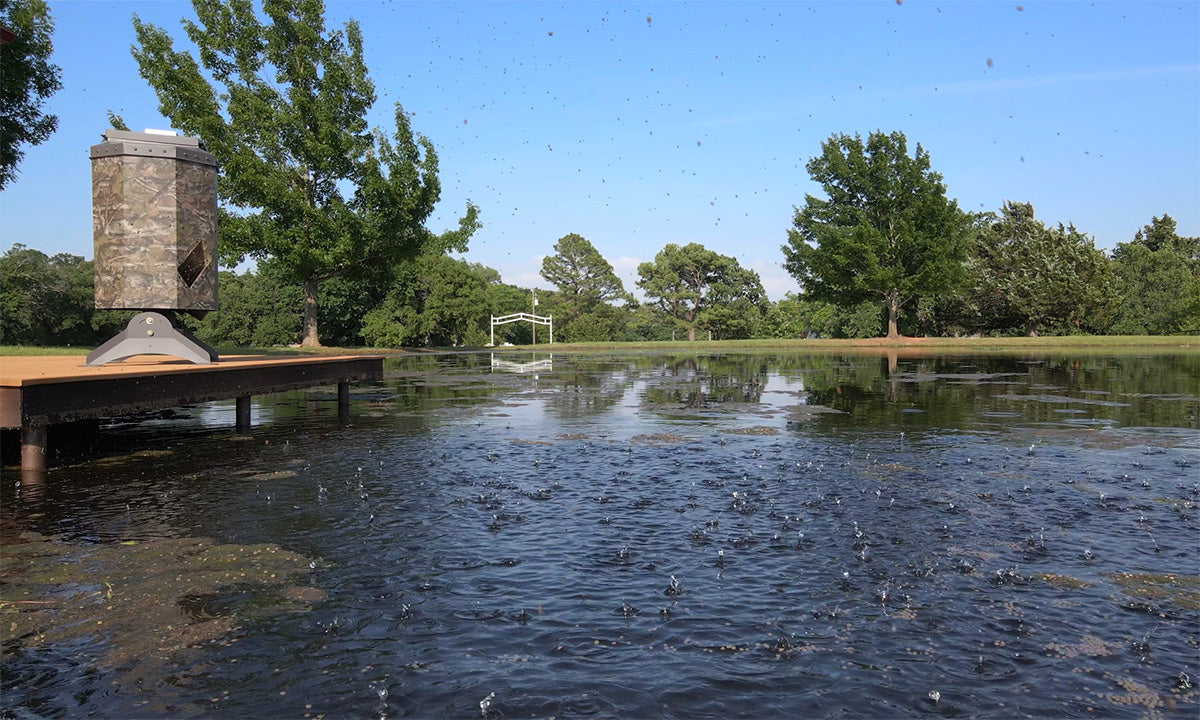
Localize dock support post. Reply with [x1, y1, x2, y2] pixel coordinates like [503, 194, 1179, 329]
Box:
[236, 396, 251, 433]
[20, 424, 47, 481]
[338, 382, 350, 424]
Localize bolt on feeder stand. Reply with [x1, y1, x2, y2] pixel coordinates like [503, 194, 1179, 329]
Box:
[87, 129, 220, 366]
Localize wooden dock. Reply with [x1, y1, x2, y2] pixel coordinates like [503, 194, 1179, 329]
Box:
[1, 354, 383, 475]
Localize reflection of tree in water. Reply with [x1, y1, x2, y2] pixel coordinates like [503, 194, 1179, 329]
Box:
[380, 354, 514, 421]
[536, 364, 634, 420]
[802, 355, 1041, 430]
[795, 353, 1200, 433]
[640, 354, 771, 410]
[376, 351, 1199, 432]
[1020, 355, 1200, 429]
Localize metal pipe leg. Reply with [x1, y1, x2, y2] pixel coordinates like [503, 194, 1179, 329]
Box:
[236, 396, 252, 433]
[338, 382, 350, 425]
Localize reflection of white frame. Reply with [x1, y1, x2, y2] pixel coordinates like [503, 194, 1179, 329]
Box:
[490, 353, 554, 374]
[490, 312, 553, 346]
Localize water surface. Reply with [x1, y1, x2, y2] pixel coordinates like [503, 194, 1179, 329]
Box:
[3, 351, 1198, 718]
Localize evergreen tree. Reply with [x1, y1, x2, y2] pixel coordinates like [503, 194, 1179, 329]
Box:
[637, 242, 766, 341]
[540, 233, 630, 340]
[1110, 215, 1200, 335]
[974, 202, 1115, 336]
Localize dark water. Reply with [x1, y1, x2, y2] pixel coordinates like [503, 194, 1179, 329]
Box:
[3, 351, 1198, 719]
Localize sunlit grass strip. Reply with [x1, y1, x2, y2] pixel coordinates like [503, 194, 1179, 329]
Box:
[3, 335, 1196, 357]
[0, 345, 91, 356]
[503, 336, 1200, 353]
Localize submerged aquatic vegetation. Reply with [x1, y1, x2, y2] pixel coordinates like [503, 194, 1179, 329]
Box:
[1, 532, 323, 685]
[1104, 572, 1200, 612]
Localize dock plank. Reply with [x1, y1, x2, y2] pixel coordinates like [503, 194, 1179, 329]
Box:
[1, 355, 384, 427]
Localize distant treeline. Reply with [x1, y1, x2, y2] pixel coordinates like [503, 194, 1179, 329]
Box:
[2, 207, 1196, 348]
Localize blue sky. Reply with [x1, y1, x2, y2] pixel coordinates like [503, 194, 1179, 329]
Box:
[2, 0, 1197, 300]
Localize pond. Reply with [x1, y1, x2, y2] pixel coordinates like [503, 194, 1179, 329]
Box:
[3, 350, 1198, 719]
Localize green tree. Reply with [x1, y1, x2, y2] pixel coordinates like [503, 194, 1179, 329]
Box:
[1131, 213, 1199, 258]
[696, 263, 767, 339]
[834, 301, 885, 339]
[758, 294, 810, 339]
[636, 242, 766, 341]
[540, 233, 630, 340]
[541, 233, 628, 307]
[0, 243, 93, 345]
[193, 264, 302, 346]
[757, 294, 881, 339]
[975, 202, 1115, 336]
[783, 130, 971, 338]
[536, 289, 629, 343]
[131, 0, 478, 347]
[316, 274, 387, 347]
[0, 0, 62, 189]
[1109, 215, 1200, 335]
[361, 254, 493, 347]
[621, 303, 675, 342]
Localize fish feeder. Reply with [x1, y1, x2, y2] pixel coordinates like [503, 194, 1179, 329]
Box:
[86, 129, 220, 365]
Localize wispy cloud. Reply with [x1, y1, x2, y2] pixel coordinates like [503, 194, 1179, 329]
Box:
[611, 256, 645, 300]
[680, 64, 1199, 133]
[750, 259, 800, 302]
[905, 63, 1200, 97]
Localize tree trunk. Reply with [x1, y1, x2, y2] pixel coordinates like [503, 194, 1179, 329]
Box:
[1025, 318, 1039, 337]
[301, 276, 321, 347]
[687, 326, 696, 342]
[886, 290, 900, 339]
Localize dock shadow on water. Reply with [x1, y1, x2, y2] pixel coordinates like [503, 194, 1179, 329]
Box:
[3, 351, 1198, 718]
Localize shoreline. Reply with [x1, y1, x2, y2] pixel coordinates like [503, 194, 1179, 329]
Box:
[3, 334, 1197, 358]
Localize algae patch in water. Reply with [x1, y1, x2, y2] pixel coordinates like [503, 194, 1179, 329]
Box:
[1, 532, 324, 682]
[1044, 634, 1124, 659]
[630, 432, 692, 444]
[725, 426, 780, 436]
[1103, 572, 1200, 611]
[1036, 573, 1090, 589]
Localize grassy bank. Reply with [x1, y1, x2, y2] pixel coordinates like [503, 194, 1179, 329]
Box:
[497, 335, 1200, 354]
[3, 335, 1196, 358]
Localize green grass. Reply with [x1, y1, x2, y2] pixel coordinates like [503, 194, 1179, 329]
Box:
[504, 335, 1200, 353]
[1, 345, 91, 356]
[3, 335, 1197, 358]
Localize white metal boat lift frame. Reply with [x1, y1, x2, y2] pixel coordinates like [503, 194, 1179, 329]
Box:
[490, 312, 553, 346]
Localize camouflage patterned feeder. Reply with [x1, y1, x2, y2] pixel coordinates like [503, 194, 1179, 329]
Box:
[87, 129, 220, 365]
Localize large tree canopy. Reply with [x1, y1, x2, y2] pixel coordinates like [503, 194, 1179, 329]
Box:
[0, 0, 61, 190]
[637, 242, 766, 341]
[132, 0, 478, 346]
[973, 202, 1115, 337]
[783, 130, 971, 338]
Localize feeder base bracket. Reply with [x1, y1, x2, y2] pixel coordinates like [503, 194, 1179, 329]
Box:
[86, 311, 219, 366]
